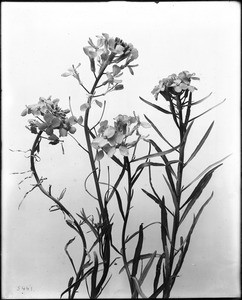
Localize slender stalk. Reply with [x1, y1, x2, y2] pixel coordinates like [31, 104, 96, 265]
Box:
[82, 55, 115, 298]
[163, 94, 185, 298]
[30, 132, 88, 299]
[121, 157, 134, 296]
[83, 56, 115, 220]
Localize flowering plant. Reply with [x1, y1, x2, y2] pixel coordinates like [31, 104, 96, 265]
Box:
[17, 33, 227, 298]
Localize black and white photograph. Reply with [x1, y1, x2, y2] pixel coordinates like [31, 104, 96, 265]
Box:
[2, 2, 240, 299]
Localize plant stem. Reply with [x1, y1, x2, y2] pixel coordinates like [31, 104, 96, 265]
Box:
[82, 55, 115, 298]
[83, 57, 114, 220]
[30, 132, 88, 299]
[121, 156, 134, 296]
[163, 95, 185, 298]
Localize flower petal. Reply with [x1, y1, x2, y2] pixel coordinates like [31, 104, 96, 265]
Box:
[80, 103, 90, 111]
[119, 145, 129, 156]
[77, 116, 83, 125]
[113, 65, 122, 76]
[48, 134, 59, 141]
[68, 116, 77, 125]
[95, 150, 104, 161]
[92, 136, 108, 149]
[38, 122, 48, 131]
[103, 126, 116, 138]
[46, 127, 54, 135]
[69, 126, 76, 134]
[140, 122, 151, 128]
[103, 144, 116, 157]
[114, 84, 124, 90]
[95, 100, 103, 108]
[115, 132, 125, 144]
[61, 72, 71, 77]
[21, 108, 28, 116]
[59, 128, 68, 137]
[51, 117, 61, 128]
[44, 113, 55, 124]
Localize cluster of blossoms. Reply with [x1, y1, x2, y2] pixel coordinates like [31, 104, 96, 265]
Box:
[21, 97, 82, 144]
[92, 114, 150, 160]
[61, 34, 139, 113]
[84, 33, 138, 69]
[151, 71, 200, 100]
[83, 33, 138, 89]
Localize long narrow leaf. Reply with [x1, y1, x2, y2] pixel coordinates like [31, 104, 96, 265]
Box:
[148, 165, 174, 217]
[131, 224, 144, 277]
[144, 114, 177, 150]
[77, 209, 99, 238]
[172, 192, 214, 281]
[182, 120, 194, 145]
[164, 245, 170, 276]
[131, 162, 165, 187]
[180, 165, 221, 224]
[187, 192, 214, 238]
[99, 181, 125, 221]
[153, 255, 164, 293]
[184, 91, 192, 126]
[135, 162, 164, 173]
[132, 277, 148, 298]
[188, 98, 226, 122]
[60, 266, 94, 298]
[148, 139, 177, 179]
[161, 196, 170, 249]
[119, 252, 163, 274]
[115, 189, 125, 221]
[64, 237, 77, 275]
[139, 96, 171, 114]
[185, 121, 214, 167]
[125, 221, 160, 244]
[163, 175, 178, 210]
[58, 188, 67, 201]
[67, 277, 74, 299]
[133, 145, 179, 162]
[142, 188, 162, 206]
[66, 220, 79, 233]
[139, 251, 157, 286]
[190, 92, 212, 106]
[90, 252, 99, 297]
[183, 154, 230, 192]
[150, 283, 165, 298]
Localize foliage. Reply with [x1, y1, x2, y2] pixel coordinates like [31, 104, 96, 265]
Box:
[18, 33, 227, 298]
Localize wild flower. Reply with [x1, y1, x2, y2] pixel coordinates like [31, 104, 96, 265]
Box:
[151, 71, 200, 100]
[92, 114, 149, 159]
[18, 32, 227, 300]
[84, 33, 139, 71]
[21, 97, 80, 143]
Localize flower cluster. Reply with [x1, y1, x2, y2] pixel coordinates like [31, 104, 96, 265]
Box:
[151, 71, 200, 100]
[92, 114, 150, 160]
[21, 97, 82, 144]
[84, 33, 138, 68]
[83, 33, 138, 87]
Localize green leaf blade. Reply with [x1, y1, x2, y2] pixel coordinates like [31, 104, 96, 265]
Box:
[133, 145, 179, 162]
[138, 251, 157, 286]
[183, 154, 230, 192]
[188, 98, 226, 123]
[185, 121, 214, 166]
[140, 96, 171, 114]
[131, 223, 144, 277]
[180, 165, 221, 224]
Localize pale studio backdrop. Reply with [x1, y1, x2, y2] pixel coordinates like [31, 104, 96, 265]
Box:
[2, 2, 240, 299]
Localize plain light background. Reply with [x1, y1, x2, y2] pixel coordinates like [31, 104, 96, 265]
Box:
[2, 2, 240, 298]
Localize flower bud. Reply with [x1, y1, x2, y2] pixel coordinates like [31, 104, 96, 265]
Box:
[69, 126, 76, 134]
[21, 108, 28, 117]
